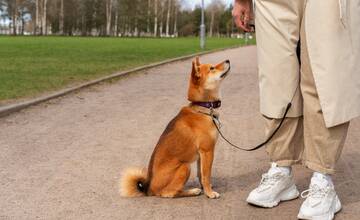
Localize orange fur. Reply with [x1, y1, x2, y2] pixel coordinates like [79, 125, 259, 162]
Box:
[120, 167, 148, 197]
[120, 57, 230, 199]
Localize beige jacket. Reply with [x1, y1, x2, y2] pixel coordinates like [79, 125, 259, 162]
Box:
[255, 0, 360, 127]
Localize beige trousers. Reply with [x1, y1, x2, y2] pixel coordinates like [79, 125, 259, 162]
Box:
[260, 2, 350, 175]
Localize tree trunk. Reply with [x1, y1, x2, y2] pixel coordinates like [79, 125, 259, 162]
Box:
[134, 11, 138, 36]
[123, 16, 127, 36]
[165, 0, 171, 37]
[159, 1, 164, 37]
[153, 0, 158, 37]
[1, 17, 5, 34]
[133, 0, 138, 36]
[124, 16, 128, 36]
[35, 0, 40, 35]
[12, 0, 17, 35]
[173, 4, 177, 37]
[147, 0, 151, 34]
[81, 14, 86, 36]
[105, 0, 113, 36]
[209, 10, 215, 37]
[59, 0, 64, 35]
[231, 16, 234, 36]
[21, 12, 25, 35]
[114, 7, 118, 36]
[42, 0, 47, 35]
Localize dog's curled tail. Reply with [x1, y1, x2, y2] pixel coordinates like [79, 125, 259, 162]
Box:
[120, 167, 148, 197]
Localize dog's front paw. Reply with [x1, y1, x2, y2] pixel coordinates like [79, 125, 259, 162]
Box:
[206, 191, 220, 199]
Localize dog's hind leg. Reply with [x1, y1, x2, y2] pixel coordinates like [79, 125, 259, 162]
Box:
[177, 188, 202, 197]
[161, 188, 202, 198]
[160, 164, 200, 198]
[197, 157, 203, 189]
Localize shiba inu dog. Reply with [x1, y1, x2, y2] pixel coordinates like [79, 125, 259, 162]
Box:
[120, 57, 230, 199]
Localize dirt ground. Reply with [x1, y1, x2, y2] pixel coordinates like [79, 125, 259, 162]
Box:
[0, 46, 359, 220]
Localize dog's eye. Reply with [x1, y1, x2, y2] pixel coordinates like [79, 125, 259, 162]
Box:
[210, 66, 215, 71]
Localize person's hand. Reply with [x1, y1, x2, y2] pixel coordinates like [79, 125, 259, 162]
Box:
[232, 0, 253, 32]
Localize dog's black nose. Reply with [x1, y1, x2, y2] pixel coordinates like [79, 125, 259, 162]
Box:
[225, 60, 230, 64]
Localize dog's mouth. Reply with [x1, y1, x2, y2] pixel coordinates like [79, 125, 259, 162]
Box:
[220, 60, 231, 78]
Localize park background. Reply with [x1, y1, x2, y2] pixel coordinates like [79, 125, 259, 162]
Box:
[1, 0, 239, 37]
[0, 0, 255, 104]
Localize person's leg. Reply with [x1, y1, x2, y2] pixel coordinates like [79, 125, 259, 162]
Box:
[255, 0, 305, 169]
[264, 116, 304, 168]
[300, 14, 349, 176]
[247, 0, 305, 208]
[255, 0, 304, 120]
[297, 12, 349, 220]
[247, 116, 303, 207]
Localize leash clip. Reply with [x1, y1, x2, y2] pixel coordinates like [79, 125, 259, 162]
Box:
[209, 106, 214, 116]
[210, 107, 222, 128]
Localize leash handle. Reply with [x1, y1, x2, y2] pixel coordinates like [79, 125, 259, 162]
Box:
[213, 102, 292, 152]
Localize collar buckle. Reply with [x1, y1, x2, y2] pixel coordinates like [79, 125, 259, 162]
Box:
[191, 100, 221, 109]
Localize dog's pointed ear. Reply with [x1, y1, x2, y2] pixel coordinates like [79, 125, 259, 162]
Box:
[191, 60, 201, 78]
[195, 56, 201, 67]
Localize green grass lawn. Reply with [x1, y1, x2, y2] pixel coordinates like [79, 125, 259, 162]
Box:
[0, 36, 255, 102]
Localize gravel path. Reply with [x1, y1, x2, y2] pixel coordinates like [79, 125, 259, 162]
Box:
[0, 46, 359, 220]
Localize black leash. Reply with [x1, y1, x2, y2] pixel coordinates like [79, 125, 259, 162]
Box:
[211, 102, 292, 151]
[213, 40, 301, 151]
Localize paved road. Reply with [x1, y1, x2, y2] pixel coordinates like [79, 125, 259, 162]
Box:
[0, 46, 359, 220]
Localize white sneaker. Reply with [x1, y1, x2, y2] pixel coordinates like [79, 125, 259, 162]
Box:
[246, 163, 299, 208]
[297, 173, 341, 220]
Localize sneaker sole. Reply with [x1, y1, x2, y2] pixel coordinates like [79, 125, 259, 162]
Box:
[297, 195, 342, 220]
[247, 184, 300, 208]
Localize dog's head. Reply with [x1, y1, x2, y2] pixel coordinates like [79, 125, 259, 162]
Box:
[188, 57, 230, 102]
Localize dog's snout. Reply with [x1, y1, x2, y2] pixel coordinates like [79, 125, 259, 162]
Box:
[225, 60, 230, 64]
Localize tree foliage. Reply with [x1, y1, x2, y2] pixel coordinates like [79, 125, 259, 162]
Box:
[0, 0, 240, 37]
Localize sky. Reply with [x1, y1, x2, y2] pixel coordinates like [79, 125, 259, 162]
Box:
[183, 0, 234, 9]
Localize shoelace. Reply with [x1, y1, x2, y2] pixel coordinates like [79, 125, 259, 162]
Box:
[257, 173, 282, 191]
[301, 184, 330, 199]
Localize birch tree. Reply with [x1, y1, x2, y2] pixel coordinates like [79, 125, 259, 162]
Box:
[146, 0, 150, 34]
[105, 0, 113, 36]
[159, 0, 164, 37]
[209, 8, 215, 37]
[165, 0, 171, 37]
[153, 0, 157, 36]
[59, 0, 64, 35]
[208, 0, 225, 37]
[133, 0, 139, 36]
[2, 0, 18, 35]
[173, 0, 178, 37]
[0, 2, 4, 34]
[35, 0, 39, 34]
[114, 1, 119, 36]
[42, 0, 47, 35]
[12, 0, 17, 35]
